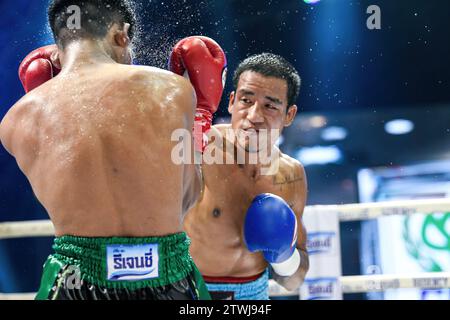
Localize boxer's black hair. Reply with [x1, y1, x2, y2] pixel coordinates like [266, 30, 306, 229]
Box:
[48, 0, 136, 48]
[233, 53, 301, 108]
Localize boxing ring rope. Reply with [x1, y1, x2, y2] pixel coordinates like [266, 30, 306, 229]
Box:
[304, 198, 450, 222]
[0, 293, 36, 300]
[269, 273, 450, 297]
[0, 220, 54, 240]
[1, 198, 449, 299]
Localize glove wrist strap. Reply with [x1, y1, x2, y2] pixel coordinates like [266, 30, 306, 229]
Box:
[194, 109, 213, 153]
[270, 248, 301, 277]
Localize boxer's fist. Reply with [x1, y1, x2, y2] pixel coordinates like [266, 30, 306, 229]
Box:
[169, 36, 227, 152]
[169, 36, 227, 113]
[19, 45, 61, 93]
[244, 193, 301, 277]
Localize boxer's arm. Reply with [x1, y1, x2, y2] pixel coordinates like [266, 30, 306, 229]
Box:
[3, 45, 60, 153]
[180, 80, 203, 213]
[0, 113, 12, 154]
[182, 161, 202, 213]
[169, 36, 227, 153]
[19, 45, 61, 93]
[0, 99, 41, 174]
[0, 106, 18, 155]
[271, 163, 309, 291]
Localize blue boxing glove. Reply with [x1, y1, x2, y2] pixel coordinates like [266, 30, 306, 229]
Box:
[244, 193, 301, 277]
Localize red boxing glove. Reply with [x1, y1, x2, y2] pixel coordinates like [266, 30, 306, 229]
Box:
[169, 36, 227, 152]
[19, 45, 61, 93]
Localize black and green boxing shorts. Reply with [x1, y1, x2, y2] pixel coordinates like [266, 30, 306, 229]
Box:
[35, 233, 211, 300]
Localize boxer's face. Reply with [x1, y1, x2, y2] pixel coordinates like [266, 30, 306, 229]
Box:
[229, 71, 297, 152]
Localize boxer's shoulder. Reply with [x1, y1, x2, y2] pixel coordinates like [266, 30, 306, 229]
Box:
[0, 96, 37, 154]
[206, 124, 234, 153]
[209, 123, 230, 140]
[0, 107, 15, 152]
[212, 123, 232, 133]
[280, 151, 304, 170]
[1, 94, 38, 123]
[128, 65, 191, 85]
[124, 65, 195, 100]
[274, 152, 306, 186]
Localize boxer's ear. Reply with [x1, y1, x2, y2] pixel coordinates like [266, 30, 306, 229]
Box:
[228, 91, 236, 114]
[284, 104, 297, 127]
[114, 23, 131, 48]
[50, 49, 62, 70]
[123, 23, 131, 41]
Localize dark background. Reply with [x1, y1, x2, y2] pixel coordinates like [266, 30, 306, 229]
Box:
[1, 0, 449, 298]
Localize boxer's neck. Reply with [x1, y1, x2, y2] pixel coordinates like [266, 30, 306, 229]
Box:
[59, 40, 116, 72]
[233, 142, 280, 179]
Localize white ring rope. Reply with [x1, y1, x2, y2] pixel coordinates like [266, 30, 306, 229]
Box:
[339, 272, 450, 293]
[0, 220, 54, 240]
[1, 198, 449, 240]
[0, 293, 36, 300]
[269, 272, 450, 297]
[305, 198, 450, 222]
[0, 198, 449, 299]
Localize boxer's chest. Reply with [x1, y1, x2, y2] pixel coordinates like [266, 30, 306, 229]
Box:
[202, 162, 298, 220]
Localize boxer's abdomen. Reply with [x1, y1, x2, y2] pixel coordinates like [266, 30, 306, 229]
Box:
[185, 188, 268, 278]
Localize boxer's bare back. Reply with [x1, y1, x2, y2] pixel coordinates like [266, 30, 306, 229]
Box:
[0, 60, 198, 237]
